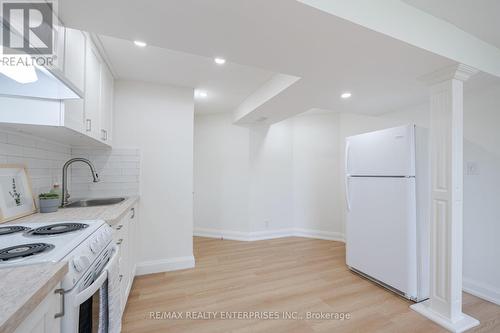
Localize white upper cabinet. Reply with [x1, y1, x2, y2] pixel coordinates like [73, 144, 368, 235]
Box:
[64, 28, 86, 94]
[62, 29, 86, 133]
[84, 42, 102, 141]
[100, 63, 114, 143]
[0, 23, 114, 147]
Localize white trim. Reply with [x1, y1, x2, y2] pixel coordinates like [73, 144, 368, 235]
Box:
[135, 255, 195, 276]
[410, 301, 479, 333]
[463, 277, 500, 306]
[193, 227, 345, 242]
[293, 228, 345, 242]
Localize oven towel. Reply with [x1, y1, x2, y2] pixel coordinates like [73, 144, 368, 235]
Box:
[107, 247, 122, 333]
[98, 277, 109, 333]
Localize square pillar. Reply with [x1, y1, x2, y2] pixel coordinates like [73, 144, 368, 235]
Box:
[410, 64, 479, 333]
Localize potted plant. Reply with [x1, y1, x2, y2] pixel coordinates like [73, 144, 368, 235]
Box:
[38, 193, 60, 213]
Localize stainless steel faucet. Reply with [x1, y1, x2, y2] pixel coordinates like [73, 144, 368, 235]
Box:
[61, 158, 100, 207]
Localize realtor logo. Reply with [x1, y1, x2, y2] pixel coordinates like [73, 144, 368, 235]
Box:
[1, 1, 54, 54]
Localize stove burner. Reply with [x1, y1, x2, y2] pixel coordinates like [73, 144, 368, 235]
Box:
[28, 223, 89, 236]
[0, 243, 54, 261]
[0, 226, 30, 236]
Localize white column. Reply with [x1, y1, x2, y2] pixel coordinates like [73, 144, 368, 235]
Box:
[410, 64, 479, 333]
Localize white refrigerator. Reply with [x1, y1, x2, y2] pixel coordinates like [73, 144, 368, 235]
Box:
[345, 124, 430, 302]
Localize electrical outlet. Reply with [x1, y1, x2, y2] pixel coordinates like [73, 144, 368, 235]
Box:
[466, 162, 479, 176]
[264, 220, 270, 229]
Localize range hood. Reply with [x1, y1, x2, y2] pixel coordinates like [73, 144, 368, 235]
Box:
[0, 65, 81, 100]
[0, 3, 82, 100]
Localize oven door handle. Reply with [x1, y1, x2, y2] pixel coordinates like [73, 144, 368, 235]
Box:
[75, 246, 118, 305]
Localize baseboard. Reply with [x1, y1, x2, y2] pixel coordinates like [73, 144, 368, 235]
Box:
[293, 228, 345, 242]
[193, 228, 253, 241]
[463, 277, 500, 306]
[135, 255, 195, 276]
[194, 227, 345, 242]
[194, 227, 295, 241]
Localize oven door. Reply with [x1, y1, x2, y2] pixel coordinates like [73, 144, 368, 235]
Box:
[66, 246, 118, 333]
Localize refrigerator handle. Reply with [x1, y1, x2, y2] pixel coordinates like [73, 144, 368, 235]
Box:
[345, 141, 352, 212]
[345, 176, 351, 212]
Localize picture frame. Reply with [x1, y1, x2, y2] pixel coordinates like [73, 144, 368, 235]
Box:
[0, 164, 37, 223]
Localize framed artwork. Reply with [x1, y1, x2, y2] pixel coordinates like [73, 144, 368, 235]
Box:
[0, 165, 37, 223]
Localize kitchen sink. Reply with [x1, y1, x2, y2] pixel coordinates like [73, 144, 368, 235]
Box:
[64, 197, 126, 208]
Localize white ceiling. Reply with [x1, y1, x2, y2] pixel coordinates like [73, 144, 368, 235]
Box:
[59, 0, 499, 123]
[97, 35, 275, 115]
[403, 0, 500, 49]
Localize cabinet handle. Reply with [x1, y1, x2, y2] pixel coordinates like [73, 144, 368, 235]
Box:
[54, 288, 65, 318]
[115, 225, 123, 230]
[86, 119, 92, 132]
[116, 238, 123, 245]
[130, 207, 135, 219]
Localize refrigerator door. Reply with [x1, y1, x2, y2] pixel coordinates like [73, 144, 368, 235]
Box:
[346, 125, 415, 176]
[346, 176, 418, 299]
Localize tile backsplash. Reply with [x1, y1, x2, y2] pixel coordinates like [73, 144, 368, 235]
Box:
[69, 147, 140, 199]
[0, 130, 71, 199]
[0, 130, 140, 207]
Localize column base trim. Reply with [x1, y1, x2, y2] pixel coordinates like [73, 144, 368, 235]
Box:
[410, 300, 479, 333]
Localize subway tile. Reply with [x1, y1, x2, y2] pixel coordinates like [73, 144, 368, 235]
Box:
[7, 133, 37, 147]
[0, 142, 24, 156]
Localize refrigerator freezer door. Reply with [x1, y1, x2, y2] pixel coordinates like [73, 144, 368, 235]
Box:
[346, 176, 418, 298]
[346, 125, 415, 176]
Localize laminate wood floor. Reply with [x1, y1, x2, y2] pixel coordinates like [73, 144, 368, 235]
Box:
[122, 237, 500, 333]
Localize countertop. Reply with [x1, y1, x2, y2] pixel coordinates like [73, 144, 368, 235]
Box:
[0, 262, 68, 333]
[0, 195, 139, 332]
[11, 195, 139, 226]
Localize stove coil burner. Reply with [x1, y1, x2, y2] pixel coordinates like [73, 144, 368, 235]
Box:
[29, 223, 89, 236]
[0, 243, 55, 261]
[0, 226, 30, 236]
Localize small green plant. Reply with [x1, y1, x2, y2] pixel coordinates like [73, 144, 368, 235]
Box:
[39, 192, 59, 200]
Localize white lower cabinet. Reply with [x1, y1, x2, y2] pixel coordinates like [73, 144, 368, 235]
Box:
[14, 283, 63, 333]
[111, 204, 138, 313]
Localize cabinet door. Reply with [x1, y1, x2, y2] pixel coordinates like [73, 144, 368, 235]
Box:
[63, 99, 85, 133]
[100, 64, 114, 143]
[128, 206, 137, 274]
[84, 43, 102, 140]
[14, 284, 62, 333]
[64, 28, 86, 93]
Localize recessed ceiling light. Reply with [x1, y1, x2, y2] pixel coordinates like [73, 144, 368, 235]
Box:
[341, 92, 352, 99]
[195, 90, 208, 98]
[134, 40, 147, 47]
[214, 57, 226, 65]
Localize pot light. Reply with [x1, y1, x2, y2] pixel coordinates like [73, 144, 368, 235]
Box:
[341, 92, 352, 99]
[214, 57, 226, 65]
[134, 40, 147, 47]
[195, 90, 208, 98]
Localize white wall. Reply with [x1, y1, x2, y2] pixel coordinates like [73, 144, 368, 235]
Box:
[113, 80, 194, 274]
[292, 113, 342, 235]
[462, 86, 500, 305]
[194, 113, 250, 234]
[194, 112, 343, 240]
[248, 120, 294, 232]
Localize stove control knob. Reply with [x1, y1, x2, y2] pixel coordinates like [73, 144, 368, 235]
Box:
[73, 257, 85, 272]
[90, 239, 99, 253]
